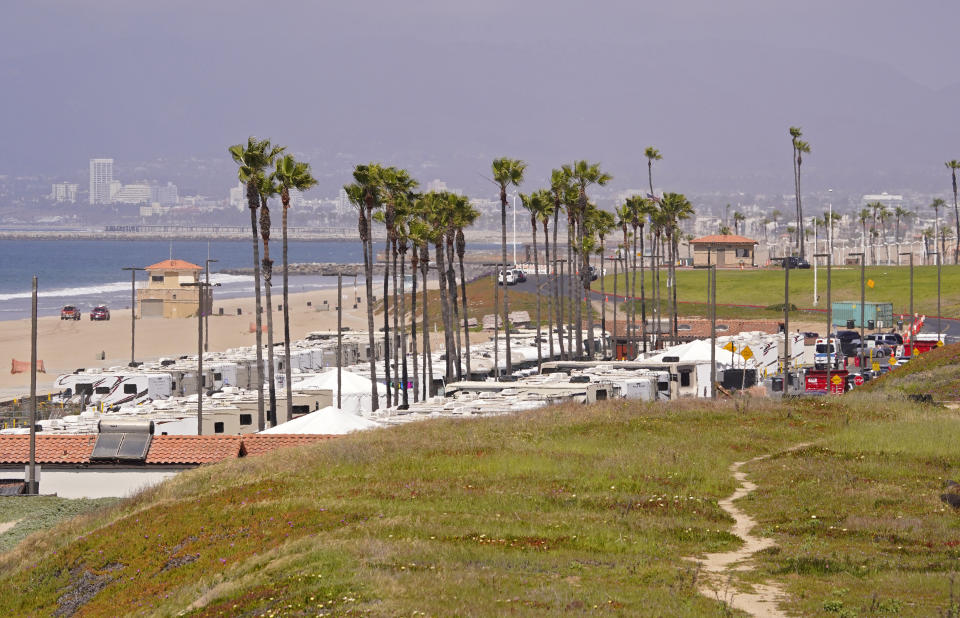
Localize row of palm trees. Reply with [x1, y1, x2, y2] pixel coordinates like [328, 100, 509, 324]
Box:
[229, 137, 317, 430]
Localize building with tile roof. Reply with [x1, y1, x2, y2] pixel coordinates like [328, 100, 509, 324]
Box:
[690, 234, 757, 268]
[137, 258, 210, 319]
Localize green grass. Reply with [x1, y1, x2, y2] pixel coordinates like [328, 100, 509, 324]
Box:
[2, 395, 960, 615]
[863, 342, 960, 401]
[0, 497, 118, 553]
[603, 264, 960, 317]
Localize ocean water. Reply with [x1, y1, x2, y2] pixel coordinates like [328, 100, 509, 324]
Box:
[0, 239, 365, 321]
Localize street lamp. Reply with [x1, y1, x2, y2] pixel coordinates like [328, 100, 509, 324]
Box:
[850, 252, 865, 373]
[181, 281, 220, 435]
[204, 259, 218, 352]
[121, 267, 147, 366]
[815, 253, 833, 394]
[899, 252, 914, 339]
[783, 254, 792, 385]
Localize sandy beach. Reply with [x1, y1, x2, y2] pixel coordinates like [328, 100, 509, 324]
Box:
[0, 284, 373, 400]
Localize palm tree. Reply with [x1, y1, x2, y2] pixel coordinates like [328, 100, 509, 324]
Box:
[923, 227, 934, 262]
[858, 207, 871, 260]
[422, 192, 456, 382]
[537, 192, 557, 360]
[589, 209, 616, 358]
[257, 171, 281, 425]
[548, 169, 572, 360]
[344, 163, 384, 411]
[565, 161, 612, 358]
[732, 211, 745, 236]
[443, 196, 463, 381]
[625, 195, 653, 354]
[947, 160, 960, 264]
[520, 190, 552, 370]
[274, 154, 316, 421]
[789, 127, 810, 256]
[931, 198, 946, 266]
[616, 204, 633, 356]
[491, 158, 527, 374]
[644, 147, 662, 198]
[660, 193, 694, 343]
[392, 192, 418, 407]
[407, 217, 430, 403]
[894, 206, 911, 243]
[228, 137, 280, 431]
[719, 224, 732, 235]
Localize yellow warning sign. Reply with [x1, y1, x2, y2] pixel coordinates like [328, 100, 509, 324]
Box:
[831, 374, 843, 385]
[871, 361, 880, 372]
[722, 341, 735, 352]
[741, 346, 754, 361]
[867, 279, 875, 289]
[889, 355, 897, 365]
[913, 347, 920, 355]
[937, 340, 945, 347]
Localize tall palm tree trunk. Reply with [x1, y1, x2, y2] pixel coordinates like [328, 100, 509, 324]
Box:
[435, 241, 453, 382]
[398, 243, 409, 408]
[599, 238, 606, 358]
[567, 217, 575, 358]
[623, 227, 632, 357]
[391, 239, 400, 404]
[362, 203, 379, 411]
[281, 196, 293, 424]
[552, 210, 564, 360]
[543, 220, 554, 360]
[576, 215, 585, 359]
[670, 232, 679, 343]
[499, 190, 512, 374]
[247, 181, 265, 430]
[259, 196, 278, 426]
[637, 226, 646, 354]
[382, 238, 392, 408]
[456, 231, 472, 378]
[531, 216, 542, 371]
[446, 236, 462, 381]
[419, 244, 432, 399]
[410, 249, 419, 403]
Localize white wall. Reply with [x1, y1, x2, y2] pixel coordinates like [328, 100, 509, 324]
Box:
[8, 468, 182, 499]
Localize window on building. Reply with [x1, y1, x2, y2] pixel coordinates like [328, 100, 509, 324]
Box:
[95, 386, 110, 394]
[213, 372, 222, 381]
[151, 275, 164, 283]
[172, 294, 176, 299]
[735, 248, 751, 258]
[214, 422, 224, 434]
[123, 384, 138, 394]
[680, 370, 692, 387]
[239, 414, 252, 425]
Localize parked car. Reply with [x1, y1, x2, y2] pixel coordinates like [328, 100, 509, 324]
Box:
[781, 256, 811, 269]
[498, 269, 516, 286]
[587, 265, 599, 281]
[512, 268, 527, 283]
[60, 305, 81, 320]
[90, 305, 110, 321]
[865, 333, 902, 347]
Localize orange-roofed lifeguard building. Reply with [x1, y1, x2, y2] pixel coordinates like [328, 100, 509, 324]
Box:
[690, 234, 758, 268]
[136, 259, 211, 318]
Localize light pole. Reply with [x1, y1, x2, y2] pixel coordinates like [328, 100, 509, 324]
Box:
[707, 248, 716, 399]
[121, 267, 147, 367]
[815, 253, 832, 393]
[899, 252, 913, 339]
[850, 252, 865, 373]
[512, 192, 518, 267]
[933, 251, 942, 340]
[204, 259, 218, 353]
[28, 276, 38, 494]
[181, 281, 220, 435]
[783, 256, 791, 387]
[827, 189, 833, 259]
[813, 215, 818, 307]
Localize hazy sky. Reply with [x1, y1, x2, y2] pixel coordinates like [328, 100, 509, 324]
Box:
[2, 1, 958, 194]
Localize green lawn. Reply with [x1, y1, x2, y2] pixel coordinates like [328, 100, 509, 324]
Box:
[2, 394, 960, 615]
[602, 265, 960, 318]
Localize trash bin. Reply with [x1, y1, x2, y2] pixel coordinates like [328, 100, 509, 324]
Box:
[846, 319, 855, 329]
[867, 320, 875, 330]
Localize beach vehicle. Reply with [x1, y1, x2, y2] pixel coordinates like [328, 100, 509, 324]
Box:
[512, 268, 526, 283]
[780, 256, 810, 269]
[90, 305, 110, 321]
[498, 269, 516, 286]
[60, 305, 81, 320]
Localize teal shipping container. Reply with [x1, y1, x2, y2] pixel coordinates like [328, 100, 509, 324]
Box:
[831, 301, 894, 328]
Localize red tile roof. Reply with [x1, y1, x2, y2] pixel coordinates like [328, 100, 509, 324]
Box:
[145, 259, 202, 271]
[0, 435, 96, 464]
[145, 435, 243, 464]
[690, 234, 757, 245]
[240, 434, 338, 457]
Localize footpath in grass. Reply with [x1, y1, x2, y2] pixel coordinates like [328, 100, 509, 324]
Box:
[602, 265, 960, 318]
[3, 394, 960, 614]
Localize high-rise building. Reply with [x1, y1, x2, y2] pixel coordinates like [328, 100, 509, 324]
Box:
[51, 182, 79, 202]
[153, 182, 179, 205]
[229, 181, 245, 210]
[112, 184, 152, 204]
[89, 158, 114, 204]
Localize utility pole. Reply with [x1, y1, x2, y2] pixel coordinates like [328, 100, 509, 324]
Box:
[28, 276, 38, 494]
[936, 250, 942, 340]
[337, 273, 343, 410]
[181, 281, 220, 435]
[850, 252, 865, 374]
[900, 252, 913, 338]
[121, 267, 147, 366]
[708, 249, 716, 399]
[204, 259, 218, 352]
[783, 256, 791, 388]
[815, 253, 832, 393]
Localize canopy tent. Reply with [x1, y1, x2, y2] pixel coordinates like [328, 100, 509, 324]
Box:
[261, 405, 381, 435]
[292, 369, 385, 415]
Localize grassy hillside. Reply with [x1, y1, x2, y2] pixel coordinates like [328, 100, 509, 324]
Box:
[2, 394, 960, 615]
[862, 342, 960, 401]
[603, 264, 960, 318]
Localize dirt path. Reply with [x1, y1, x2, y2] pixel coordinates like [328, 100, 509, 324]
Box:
[691, 445, 810, 617]
[0, 519, 21, 535]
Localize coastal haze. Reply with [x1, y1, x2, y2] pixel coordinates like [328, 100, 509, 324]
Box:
[2, 1, 959, 196]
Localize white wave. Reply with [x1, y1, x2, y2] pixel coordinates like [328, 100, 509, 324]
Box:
[0, 280, 133, 302]
[209, 273, 254, 285]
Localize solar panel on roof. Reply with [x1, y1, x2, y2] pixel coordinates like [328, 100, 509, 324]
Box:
[90, 433, 123, 459]
[116, 434, 152, 460]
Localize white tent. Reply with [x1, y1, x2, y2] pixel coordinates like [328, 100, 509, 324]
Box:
[645, 339, 760, 370]
[261, 405, 381, 435]
[292, 369, 385, 414]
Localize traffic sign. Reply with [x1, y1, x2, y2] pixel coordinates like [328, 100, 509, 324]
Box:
[854, 375, 864, 386]
[871, 362, 880, 372]
[741, 346, 754, 361]
[722, 342, 735, 353]
[938, 340, 945, 347]
[830, 374, 843, 385]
